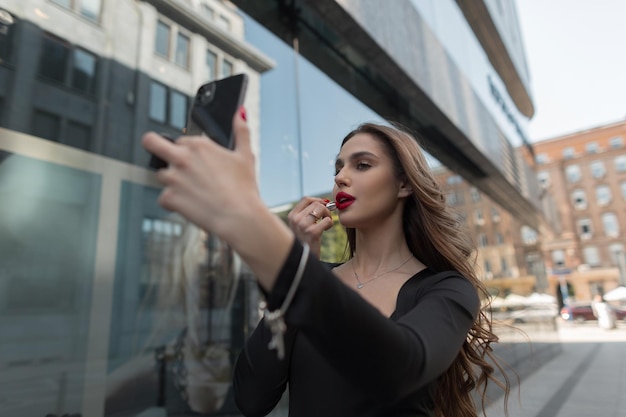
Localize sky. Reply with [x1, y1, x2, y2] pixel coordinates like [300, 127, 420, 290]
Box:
[515, 0, 626, 142]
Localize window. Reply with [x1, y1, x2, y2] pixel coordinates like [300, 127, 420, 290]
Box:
[32, 110, 61, 141]
[80, 0, 102, 21]
[175, 32, 190, 68]
[470, 187, 480, 202]
[51, 0, 102, 21]
[578, 218, 592, 238]
[602, 212, 619, 237]
[149, 81, 167, 123]
[566, 165, 581, 183]
[169, 90, 188, 130]
[222, 58, 233, 78]
[446, 191, 464, 206]
[586, 142, 599, 154]
[521, 226, 537, 245]
[621, 182, 626, 200]
[0, 10, 16, 64]
[447, 175, 463, 185]
[596, 185, 611, 206]
[475, 209, 484, 225]
[609, 244, 625, 265]
[66, 120, 91, 150]
[610, 136, 623, 149]
[535, 153, 549, 165]
[155, 19, 192, 70]
[571, 189, 587, 209]
[562, 147, 575, 159]
[495, 232, 504, 245]
[590, 161, 605, 178]
[537, 171, 550, 188]
[615, 155, 626, 172]
[155, 21, 170, 57]
[72, 48, 97, 94]
[38, 34, 98, 94]
[217, 15, 231, 31]
[477, 234, 488, 247]
[149, 80, 189, 129]
[491, 207, 500, 221]
[39, 34, 70, 83]
[551, 250, 565, 268]
[484, 260, 492, 275]
[500, 258, 508, 275]
[582, 247, 600, 266]
[202, 4, 215, 19]
[206, 50, 217, 81]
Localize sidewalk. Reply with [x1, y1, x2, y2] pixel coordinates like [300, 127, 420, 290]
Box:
[485, 321, 626, 417]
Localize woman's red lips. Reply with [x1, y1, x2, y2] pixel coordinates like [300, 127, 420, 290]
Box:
[335, 192, 355, 210]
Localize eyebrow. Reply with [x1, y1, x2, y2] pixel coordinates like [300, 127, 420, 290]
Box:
[335, 151, 379, 166]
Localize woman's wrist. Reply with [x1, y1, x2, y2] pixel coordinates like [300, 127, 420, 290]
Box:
[216, 198, 295, 291]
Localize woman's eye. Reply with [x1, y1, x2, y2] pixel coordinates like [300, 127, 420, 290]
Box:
[356, 162, 371, 170]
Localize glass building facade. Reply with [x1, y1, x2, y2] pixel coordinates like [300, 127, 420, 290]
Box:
[0, 1, 558, 416]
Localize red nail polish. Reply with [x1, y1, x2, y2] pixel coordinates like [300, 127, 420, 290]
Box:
[239, 106, 247, 121]
[324, 199, 330, 203]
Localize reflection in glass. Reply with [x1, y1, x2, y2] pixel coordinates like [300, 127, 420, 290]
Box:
[0, 152, 100, 416]
[66, 120, 91, 150]
[72, 48, 97, 94]
[150, 81, 167, 123]
[206, 50, 217, 81]
[51, 0, 71, 8]
[156, 21, 170, 58]
[39, 34, 69, 83]
[80, 0, 102, 21]
[106, 182, 247, 416]
[170, 90, 188, 130]
[175, 33, 190, 68]
[32, 109, 61, 142]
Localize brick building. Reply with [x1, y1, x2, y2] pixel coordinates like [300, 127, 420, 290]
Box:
[433, 166, 547, 298]
[530, 119, 626, 302]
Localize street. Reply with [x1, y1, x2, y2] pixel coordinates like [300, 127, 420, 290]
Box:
[485, 319, 626, 417]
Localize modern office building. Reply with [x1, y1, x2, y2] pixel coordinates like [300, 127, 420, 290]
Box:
[0, 1, 556, 416]
[530, 119, 626, 302]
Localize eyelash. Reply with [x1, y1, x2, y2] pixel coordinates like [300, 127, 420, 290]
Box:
[334, 161, 371, 175]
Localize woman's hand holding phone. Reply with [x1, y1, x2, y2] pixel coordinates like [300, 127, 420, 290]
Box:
[142, 108, 258, 237]
[143, 108, 296, 292]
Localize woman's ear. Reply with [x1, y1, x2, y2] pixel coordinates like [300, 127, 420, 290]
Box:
[398, 178, 413, 198]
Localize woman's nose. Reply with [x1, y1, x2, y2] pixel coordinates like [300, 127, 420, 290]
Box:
[334, 169, 349, 187]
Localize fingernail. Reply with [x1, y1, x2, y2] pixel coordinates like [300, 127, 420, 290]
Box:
[239, 106, 247, 121]
[323, 199, 330, 203]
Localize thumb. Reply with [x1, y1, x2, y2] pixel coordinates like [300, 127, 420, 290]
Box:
[232, 106, 251, 153]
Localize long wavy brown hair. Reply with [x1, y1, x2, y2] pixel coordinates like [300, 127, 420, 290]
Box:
[341, 122, 511, 417]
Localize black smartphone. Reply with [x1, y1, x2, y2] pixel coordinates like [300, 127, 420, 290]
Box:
[186, 73, 248, 149]
[149, 73, 248, 169]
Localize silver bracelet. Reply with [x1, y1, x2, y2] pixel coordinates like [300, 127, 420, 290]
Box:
[259, 242, 310, 360]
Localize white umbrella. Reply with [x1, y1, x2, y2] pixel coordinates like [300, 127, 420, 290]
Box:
[488, 296, 507, 309]
[526, 292, 557, 305]
[503, 293, 529, 307]
[603, 286, 626, 301]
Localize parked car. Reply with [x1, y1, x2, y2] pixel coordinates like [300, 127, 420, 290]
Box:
[510, 304, 559, 323]
[560, 304, 596, 322]
[560, 303, 626, 322]
[612, 307, 626, 320]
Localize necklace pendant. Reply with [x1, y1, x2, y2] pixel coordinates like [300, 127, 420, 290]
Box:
[356, 283, 364, 289]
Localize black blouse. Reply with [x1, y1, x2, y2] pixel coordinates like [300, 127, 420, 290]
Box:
[233, 240, 479, 417]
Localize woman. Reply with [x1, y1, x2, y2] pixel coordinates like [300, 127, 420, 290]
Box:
[143, 110, 510, 417]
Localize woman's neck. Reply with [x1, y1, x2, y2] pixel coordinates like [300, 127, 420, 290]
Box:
[353, 219, 412, 272]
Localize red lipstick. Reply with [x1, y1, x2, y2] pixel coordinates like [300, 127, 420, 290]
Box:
[335, 192, 355, 210]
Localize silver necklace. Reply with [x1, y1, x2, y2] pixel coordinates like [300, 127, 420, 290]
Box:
[351, 254, 413, 289]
